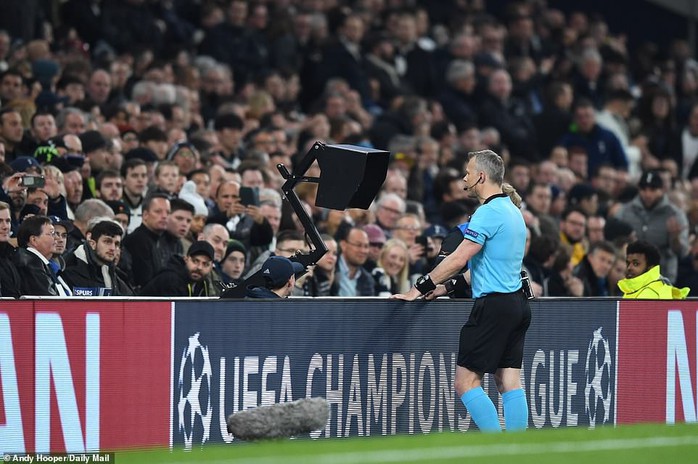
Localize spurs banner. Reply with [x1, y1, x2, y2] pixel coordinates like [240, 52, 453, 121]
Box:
[170, 298, 617, 449]
[0, 300, 171, 454]
[617, 300, 698, 425]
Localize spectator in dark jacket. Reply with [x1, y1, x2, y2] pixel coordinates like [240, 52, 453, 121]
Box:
[573, 241, 617, 296]
[438, 60, 479, 131]
[0, 201, 20, 297]
[13, 215, 72, 296]
[121, 193, 172, 290]
[332, 226, 376, 296]
[207, 180, 274, 251]
[139, 240, 215, 297]
[246, 255, 304, 299]
[478, 68, 538, 161]
[558, 99, 628, 177]
[62, 220, 133, 296]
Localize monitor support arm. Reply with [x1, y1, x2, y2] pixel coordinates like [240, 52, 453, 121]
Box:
[219, 142, 328, 298]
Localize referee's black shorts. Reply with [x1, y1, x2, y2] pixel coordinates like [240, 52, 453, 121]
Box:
[457, 290, 531, 374]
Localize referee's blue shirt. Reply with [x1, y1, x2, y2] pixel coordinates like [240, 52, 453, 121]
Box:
[463, 193, 526, 298]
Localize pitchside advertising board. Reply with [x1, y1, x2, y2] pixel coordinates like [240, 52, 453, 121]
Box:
[170, 298, 618, 449]
[0, 300, 171, 454]
[616, 300, 698, 425]
[2, 298, 696, 453]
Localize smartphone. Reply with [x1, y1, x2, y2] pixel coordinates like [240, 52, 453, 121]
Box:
[20, 175, 45, 188]
[239, 186, 259, 207]
[415, 235, 429, 257]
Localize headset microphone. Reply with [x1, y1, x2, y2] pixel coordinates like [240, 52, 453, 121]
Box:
[463, 175, 482, 191]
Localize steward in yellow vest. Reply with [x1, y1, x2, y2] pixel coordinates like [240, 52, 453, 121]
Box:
[618, 241, 689, 299]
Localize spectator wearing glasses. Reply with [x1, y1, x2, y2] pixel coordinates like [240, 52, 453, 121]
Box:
[13, 215, 72, 296]
[332, 226, 376, 296]
[559, 207, 588, 266]
[372, 193, 406, 238]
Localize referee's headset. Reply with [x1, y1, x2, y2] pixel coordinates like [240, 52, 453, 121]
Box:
[463, 173, 483, 191]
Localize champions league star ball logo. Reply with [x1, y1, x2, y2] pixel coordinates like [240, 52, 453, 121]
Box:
[177, 332, 213, 449]
[584, 327, 612, 428]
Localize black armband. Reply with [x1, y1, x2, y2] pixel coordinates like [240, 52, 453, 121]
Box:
[444, 274, 466, 296]
[414, 274, 436, 295]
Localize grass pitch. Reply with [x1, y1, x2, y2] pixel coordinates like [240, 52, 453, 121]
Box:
[116, 422, 698, 464]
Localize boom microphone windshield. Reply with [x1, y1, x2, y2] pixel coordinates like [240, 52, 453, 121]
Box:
[227, 397, 329, 441]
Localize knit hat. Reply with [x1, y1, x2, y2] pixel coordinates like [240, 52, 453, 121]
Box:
[223, 239, 247, 262]
[363, 224, 386, 246]
[178, 180, 209, 217]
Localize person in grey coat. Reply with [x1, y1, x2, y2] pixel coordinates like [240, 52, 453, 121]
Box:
[614, 170, 689, 282]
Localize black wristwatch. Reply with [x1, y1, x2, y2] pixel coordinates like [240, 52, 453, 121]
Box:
[444, 274, 466, 296]
[414, 274, 436, 295]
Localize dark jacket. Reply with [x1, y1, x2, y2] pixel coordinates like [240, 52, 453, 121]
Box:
[246, 286, 281, 298]
[331, 257, 376, 297]
[62, 244, 133, 296]
[65, 226, 86, 255]
[207, 206, 274, 249]
[121, 224, 176, 289]
[558, 123, 628, 176]
[139, 254, 211, 297]
[478, 94, 539, 161]
[0, 242, 21, 298]
[573, 256, 610, 297]
[13, 247, 70, 296]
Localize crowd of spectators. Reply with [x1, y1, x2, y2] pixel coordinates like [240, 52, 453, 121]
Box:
[0, 0, 698, 298]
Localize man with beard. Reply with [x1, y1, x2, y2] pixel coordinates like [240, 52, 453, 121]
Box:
[614, 170, 689, 283]
[617, 240, 688, 299]
[559, 207, 588, 266]
[62, 220, 132, 296]
[139, 240, 215, 297]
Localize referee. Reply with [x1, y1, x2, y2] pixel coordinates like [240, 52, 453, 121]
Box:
[392, 149, 531, 432]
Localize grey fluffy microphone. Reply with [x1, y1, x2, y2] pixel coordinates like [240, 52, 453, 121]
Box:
[227, 397, 329, 441]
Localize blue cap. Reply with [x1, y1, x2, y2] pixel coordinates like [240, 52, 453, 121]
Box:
[10, 156, 42, 173]
[49, 215, 74, 233]
[261, 256, 304, 288]
[424, 224, 448, 239]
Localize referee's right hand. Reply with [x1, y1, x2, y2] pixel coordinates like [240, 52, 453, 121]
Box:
[390, 286, 422, 301]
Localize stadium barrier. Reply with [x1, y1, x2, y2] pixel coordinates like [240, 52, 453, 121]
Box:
[0, 298, 695, 453]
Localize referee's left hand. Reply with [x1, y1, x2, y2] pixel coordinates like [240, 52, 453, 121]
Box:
[390, 287, 422, 301]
